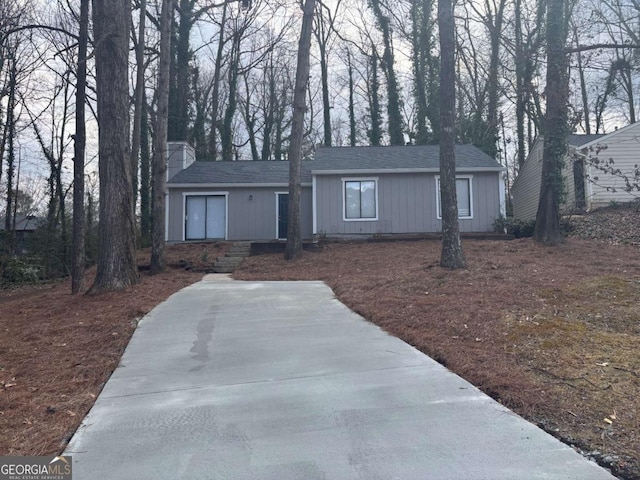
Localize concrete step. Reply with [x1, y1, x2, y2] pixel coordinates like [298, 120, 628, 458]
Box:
[211, 242, 251, 273]
[212, 266, 236, 273]
[214, 259, 243, 267]
[228, 248, 250, 253]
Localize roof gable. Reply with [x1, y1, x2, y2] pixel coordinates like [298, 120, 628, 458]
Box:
[574, 122, 640, 150]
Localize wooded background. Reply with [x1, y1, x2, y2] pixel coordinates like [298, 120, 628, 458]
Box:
[1, 0, 638, 287]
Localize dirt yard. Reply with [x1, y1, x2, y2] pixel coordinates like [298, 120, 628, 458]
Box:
[1, 235, 639, 479]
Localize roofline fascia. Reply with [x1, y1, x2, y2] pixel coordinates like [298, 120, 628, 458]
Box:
[574, 122, 638, 150]
[167, 182, 313, 188]
[311, 167, 505, 175]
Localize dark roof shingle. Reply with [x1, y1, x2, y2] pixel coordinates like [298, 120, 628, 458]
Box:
[168, 144, 502, 185]
[567, 134, 606, 147]
[313, 144, 501, 171]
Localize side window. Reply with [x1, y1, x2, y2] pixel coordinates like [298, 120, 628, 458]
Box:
[343, 179, 378, 220]
[436, 176, 473, 219]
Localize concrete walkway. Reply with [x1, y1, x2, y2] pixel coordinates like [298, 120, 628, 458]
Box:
[65, 278, 617, 480]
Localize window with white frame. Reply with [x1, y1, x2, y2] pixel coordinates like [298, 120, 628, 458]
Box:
[436, 176, 473, 219]
[343, 178, 378, 220]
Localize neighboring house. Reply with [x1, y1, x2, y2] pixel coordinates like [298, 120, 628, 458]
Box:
[166, 142, 506, 242]
[512, 122, 640, 221]
[0, 215, 46, 254]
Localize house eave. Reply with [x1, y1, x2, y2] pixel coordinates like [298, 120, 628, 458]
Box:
[574, 122, 639, 150]
[167, 182, 313, 188]
[311, 167, 505, 175]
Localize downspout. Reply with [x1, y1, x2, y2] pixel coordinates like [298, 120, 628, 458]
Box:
[312, 174, 317, 235]
[498, 171, 507, 217]
[165, 193, 170, 242]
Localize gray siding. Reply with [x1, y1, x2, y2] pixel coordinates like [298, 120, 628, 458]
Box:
[315, 171, 501, 235]
[167, 186, 312, 241]
[167, 142, 195, 181]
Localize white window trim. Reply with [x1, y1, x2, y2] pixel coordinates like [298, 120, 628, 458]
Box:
[182, 192, 229, 241]
[275, 191, 288, 240]
[342, 177, 379, 222]
[435, 175, 474, 220]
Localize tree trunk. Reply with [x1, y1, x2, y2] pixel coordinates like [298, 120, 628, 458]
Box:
[514, 0, 526, 168]
[347, 49, 357, 146]
[221, 30, 240, 161]
[4, 57, 17, 239]
[315, 13, 332, 146]
[533, 0, 569, 246]
[89, 0, 140, 293]
[574, 28, 591, 135]
[71, 0, 89, 293]
[368, 51, 382, 146]
[208, 0, 228, 162]
[622, 63, 635, 124]
[285, 0, 315, 261]
[411, 0, 432, 145]
[168, 0, 192, 141]
[140, 90, 152, 243]
[150, 0, 172, 274]
[319, 40, 331, 146]
[369, 0, 404, 145]
[438, 0, 465, 269]
[485, 0, 505, 159]
[130, 0, 146, 207]
[261, 57, 275, 160]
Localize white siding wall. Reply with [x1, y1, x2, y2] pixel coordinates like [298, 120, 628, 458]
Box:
[512, 139, 543, 221]
[585, 124, 640, 207]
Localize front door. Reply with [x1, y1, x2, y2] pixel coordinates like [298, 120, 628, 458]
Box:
[277, 193, 288, 240]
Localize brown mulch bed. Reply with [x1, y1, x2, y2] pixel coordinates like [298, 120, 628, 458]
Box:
[0, 242, 226, 456]
[1, 234, 639, 479]
[235, 238, 640, 480]
[566, 201, 640, 246]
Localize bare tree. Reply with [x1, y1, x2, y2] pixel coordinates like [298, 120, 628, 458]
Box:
[368, 0, 404, 145]
[89, 0, 139, 293]
[130, 0, 147, 206]
[533, 0, 570, 245]
[71, 0, 90, 293]
[150, 0, 173, 273]
[314, 0, 342, 146]
[285, 0, 315, 261]
[438, 0, 465, 268]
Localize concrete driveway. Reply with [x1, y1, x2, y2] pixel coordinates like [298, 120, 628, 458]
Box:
[65, 278, 616, 479]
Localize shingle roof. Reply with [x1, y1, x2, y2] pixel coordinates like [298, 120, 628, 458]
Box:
[313, 144, 502, 171]
[168, 144, 502, 185]
[568, 134, 605, 147]
[169, 160, 312, 184]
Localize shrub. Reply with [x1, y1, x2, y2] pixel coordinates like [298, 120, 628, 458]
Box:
[1, 256, 43, 287]
[494, 215, 536, 238]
